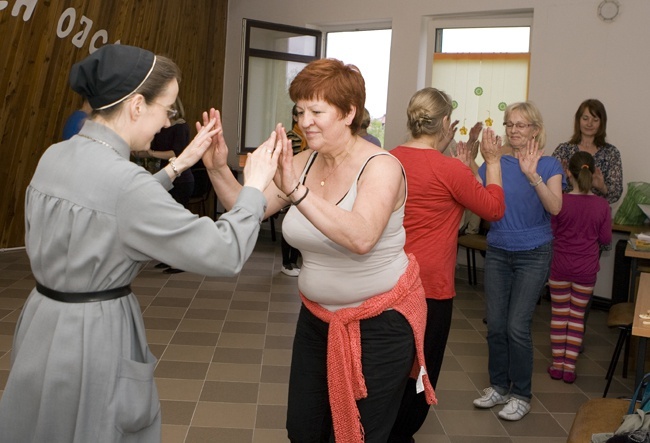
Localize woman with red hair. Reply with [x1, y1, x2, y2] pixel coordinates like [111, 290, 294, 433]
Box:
[205, 58, 434, 443]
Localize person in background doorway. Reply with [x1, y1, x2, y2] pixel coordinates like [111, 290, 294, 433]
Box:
[548, 151, 611, 384]
[0, 43, 281, 443]
[147, 97, 194, 207]
[388, 87, 505, 442]
[358, 107, 382, 147]
[473, 101, 564, 421]
[286, 104, 307, 152]
[140, 97, 194, 274]
[552, 99, 622, 204]
[62, 96, 92, 140]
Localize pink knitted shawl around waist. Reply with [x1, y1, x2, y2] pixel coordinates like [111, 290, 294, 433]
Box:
[300, 254, 436, 443]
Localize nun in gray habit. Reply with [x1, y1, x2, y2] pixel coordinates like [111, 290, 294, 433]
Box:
[0, 44, 284, 442]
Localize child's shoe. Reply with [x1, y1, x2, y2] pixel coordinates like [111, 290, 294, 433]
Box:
[563, 371, 577, 384]
[547, 366, 563, 380]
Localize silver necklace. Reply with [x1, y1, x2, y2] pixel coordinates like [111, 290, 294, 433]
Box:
[77, 133, 122, 156]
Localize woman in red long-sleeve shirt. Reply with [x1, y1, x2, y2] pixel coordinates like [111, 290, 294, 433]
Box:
[389, 87, 506, 442]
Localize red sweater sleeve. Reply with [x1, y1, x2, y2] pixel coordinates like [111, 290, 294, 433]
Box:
[438, 159, 505, 222]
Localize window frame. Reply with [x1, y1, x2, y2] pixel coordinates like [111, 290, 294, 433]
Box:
[238, 19, 322, 154]
[422, 12, 533, 88]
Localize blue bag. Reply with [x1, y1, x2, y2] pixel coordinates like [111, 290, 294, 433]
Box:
[628, 373, 650, 415]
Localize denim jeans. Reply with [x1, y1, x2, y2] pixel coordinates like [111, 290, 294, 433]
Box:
[484, 242, 552, 401]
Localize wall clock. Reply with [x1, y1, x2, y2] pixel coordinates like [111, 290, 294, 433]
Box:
[598, 0, 620, 22]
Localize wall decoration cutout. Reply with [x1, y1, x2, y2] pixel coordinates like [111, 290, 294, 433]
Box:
[459, 119, 467, 135]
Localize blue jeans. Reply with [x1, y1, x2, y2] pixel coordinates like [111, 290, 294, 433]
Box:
[484, 242, 552, 401]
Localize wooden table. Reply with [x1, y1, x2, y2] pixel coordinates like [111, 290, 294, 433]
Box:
[613, 223, 649, 235]
[631, 272, 650, 388]
[625, 241, 650, 302]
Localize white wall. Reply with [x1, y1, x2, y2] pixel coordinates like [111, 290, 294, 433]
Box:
[222, 0, 649, 298]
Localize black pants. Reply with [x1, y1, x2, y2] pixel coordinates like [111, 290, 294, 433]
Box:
[389, 298, 454, 442]
[287, 305, 415, 443]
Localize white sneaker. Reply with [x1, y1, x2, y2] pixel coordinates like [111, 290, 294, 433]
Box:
[498, 397, 531, 421]
[281, 264, 300, 277]
[473, 387, 510, 409]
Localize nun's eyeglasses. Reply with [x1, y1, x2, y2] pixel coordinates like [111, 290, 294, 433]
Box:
[152, 102, 178, 120]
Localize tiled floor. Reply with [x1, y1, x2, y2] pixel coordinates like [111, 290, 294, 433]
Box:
[0, 234, 640, 442]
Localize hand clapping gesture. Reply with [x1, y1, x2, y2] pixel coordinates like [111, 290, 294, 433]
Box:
[163, 116, 220, 174]
[452, 141, 472, 167]
[467, 121, 483, 160]
[183, 117, 220, 159]
[517, 138, 544, 181]
[440, 119, 459, 152]
[273, 128, 300, 197]
[243, 124, 284, 192]
[592, 166, 607, 194]
[480, 127, 502, 165]
[198, 108, 282, 192]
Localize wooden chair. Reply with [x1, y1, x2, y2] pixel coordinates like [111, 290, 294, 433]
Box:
[603, 302, 636, 397]
[567, 398, 629, 443]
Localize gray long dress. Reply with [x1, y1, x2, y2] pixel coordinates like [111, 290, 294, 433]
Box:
[0, 121, 266, 442]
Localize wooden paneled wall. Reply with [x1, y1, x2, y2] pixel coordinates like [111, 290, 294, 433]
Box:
[0, 0, 228, 248]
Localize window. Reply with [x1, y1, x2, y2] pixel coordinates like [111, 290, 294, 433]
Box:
[325, 28, 392, 147]
[431, 21, 531, 142]
[238, 20, 321, 153]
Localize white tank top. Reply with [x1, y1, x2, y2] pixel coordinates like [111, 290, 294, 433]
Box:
[283, 151, 409, 311]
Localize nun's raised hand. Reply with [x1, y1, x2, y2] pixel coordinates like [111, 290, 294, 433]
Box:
[173, 117, 220, 172]
[198, 108, 229, 171]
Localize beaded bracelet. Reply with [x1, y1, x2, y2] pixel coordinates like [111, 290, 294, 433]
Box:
[530, 175, 543, 187]
[292, 187, 310, 205]
[169, 157, 181, 178]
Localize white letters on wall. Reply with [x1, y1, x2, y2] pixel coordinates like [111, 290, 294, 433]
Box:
[56, 7, 76, 38]
[11, 0, 38, 22]
[3, 1, 119, 54]
[71, 15, 93, 48]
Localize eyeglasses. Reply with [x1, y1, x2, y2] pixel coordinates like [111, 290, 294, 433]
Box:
[503, 122, 534, 130]
[151, 102, 178, 120]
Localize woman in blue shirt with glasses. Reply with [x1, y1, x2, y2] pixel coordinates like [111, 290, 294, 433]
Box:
[474, 101, 564, 421]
